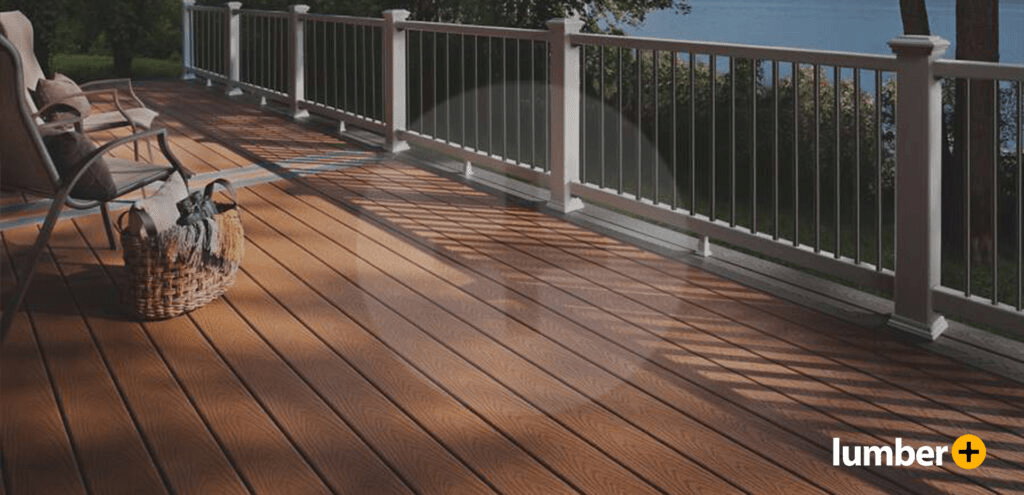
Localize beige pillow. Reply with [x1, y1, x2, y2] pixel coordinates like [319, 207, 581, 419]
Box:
[35, 73, 92, 119]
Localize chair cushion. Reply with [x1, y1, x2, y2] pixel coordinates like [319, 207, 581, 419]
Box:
[35, 73, 91, 119]
[42, 131, 116, 201]
[107, 158, 175, 194]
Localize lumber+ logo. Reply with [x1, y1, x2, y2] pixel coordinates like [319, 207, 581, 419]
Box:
[833, 435, 986, 469]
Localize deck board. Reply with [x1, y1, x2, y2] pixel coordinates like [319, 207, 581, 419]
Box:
[266, 174, 917, 495]
[43, 219, 250, 495]
[3, 80, 1023, 495]
[0, 234, 86, 495]
[3, 227, 170, 495]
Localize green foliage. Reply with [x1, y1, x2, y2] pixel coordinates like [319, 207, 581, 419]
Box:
[199, 0, 688, 31]
[51, 53, 181, 81]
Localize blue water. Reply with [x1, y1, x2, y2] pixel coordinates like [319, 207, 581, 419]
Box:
[629, 0, 1023, 63]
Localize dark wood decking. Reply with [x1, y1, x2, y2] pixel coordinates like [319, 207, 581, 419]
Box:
[3, 81, 1023, 495]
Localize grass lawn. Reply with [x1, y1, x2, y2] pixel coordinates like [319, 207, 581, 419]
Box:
[52, 54, 181, 82]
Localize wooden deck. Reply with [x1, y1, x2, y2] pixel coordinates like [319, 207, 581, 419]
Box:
[3, 81, 1023, 495]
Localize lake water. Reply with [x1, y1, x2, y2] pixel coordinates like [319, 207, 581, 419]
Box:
[629, 0, 1023, 63]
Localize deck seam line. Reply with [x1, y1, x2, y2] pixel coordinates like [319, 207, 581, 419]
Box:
[2, 234, 94, 495]
[319, 167, 986, 493]
[66, 217, 258, 495]
[182, 310, 338, 494]
[39, 237, 176, 494]
[363, 165, 1018, 487]
[271, 169, 922, 494]
[226, 264, 510, 494]
[262, 175, 768, 494]
[217, 277, 431, 495]
[237, 189, 668, 495]
[233, 218, 587, 495]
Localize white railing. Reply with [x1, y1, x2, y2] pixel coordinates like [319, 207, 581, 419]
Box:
[182, 2, 1024, 340]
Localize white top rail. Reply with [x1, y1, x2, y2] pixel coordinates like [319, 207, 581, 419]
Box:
[302, 13, 385, 27]
[186, 5, 223, 13]
[933, 59, 1024, 81]
[237, 9, 289, 19]
[396, 20, 549, 41]
[571, 33, 900, 71]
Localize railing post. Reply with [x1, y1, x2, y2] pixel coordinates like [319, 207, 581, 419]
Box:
[887, 35, 950, 340]
[546, 18, 585, 214]
[225, 2, 242, 95]
[288, 4, 310, 119]
[182, 0, 196, 80]
[383, 9, 411, 153]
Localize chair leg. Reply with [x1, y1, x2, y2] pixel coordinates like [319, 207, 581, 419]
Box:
[101, 203, 117, 250]
[1, 199, 66, 342]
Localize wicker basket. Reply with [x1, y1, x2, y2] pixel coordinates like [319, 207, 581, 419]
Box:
[119, 180, 244, 320]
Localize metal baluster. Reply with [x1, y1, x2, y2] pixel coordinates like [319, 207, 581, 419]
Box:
[342, 23, 348, 112]
[517, 39, 522, 163]
[690, 52, 696, 215]
[773, 60, 779, 239]
[618, 46, 624, 195]
[877, 70, 884, 272]
[637, 48, 643, 200]
[794, 62, 800, 247]
[502, 37, 508, 159]
[855, 68, 861, 263]
[601, 47, 606, 188]
[654, 49, 660, 204]
[445, 32, 451, 142]
[333, 22, 339, 110]
[992, 79, 1000, 304]
[711, 55, 717, 219]
[420, 31, 425, 134]
[544, 39, 550, 171]
[366, 24, 370, 119]
[814, 63, 821, 253]
[530, 39, 535, 165]
[581, 45, 587, 178]
[485, 37, 489, 154]
[373, 27, 379, 120]
[966, 78, 973, 294]
[672, 52, 677, 209]
[730, 56, 736, 226]
[462, 35, 467, 147]
[310, 20, 316, 103]
[1018, 80, 1023, 310]
[751, 59, 758, 233]
[366, 25, 371, 120]
[834, 65, 841, 258]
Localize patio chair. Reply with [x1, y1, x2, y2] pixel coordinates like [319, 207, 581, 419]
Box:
[0, 34, 193, 340]
[0, 10, 159, 155]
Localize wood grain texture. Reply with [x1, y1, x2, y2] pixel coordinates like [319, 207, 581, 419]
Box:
[45, 218, 249, 495]
[3, 226, 169, 495]
[1, 234, 87, 495]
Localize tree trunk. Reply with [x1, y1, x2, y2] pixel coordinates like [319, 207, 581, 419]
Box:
[898, 0, 930, 35]
[113, 45, 133, 77]
[955, 0, 999, 264]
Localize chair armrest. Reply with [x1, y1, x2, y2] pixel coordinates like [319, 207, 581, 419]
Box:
[35, 88, 144, 134]
[38, 113, 85, 135]
[79, 78, 145, 108]
[34, 88, 135, 116]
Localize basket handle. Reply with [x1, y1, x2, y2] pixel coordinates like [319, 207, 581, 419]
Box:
[116, 208, 159, 239]
[203, 178, 237, 207]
